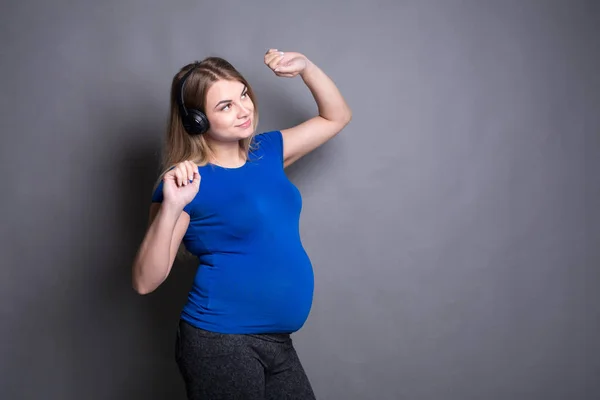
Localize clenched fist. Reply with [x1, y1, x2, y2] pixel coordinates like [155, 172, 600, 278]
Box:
[264, 49, 310, 78]
[162, 160, 201, 209]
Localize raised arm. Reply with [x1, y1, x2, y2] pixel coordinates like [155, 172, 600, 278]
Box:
[131, 161, 200, 294]
[264, 50, 352, 168]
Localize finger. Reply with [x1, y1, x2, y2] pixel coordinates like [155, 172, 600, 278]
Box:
[276, 72, 296, 78]
[191, 170, 201, 187]
[265, 51, 284, 66]
[165, 168, 175, 180]
[189, 161, 197, 183]
[184, 161, 194, 182]
[270, 56, 286, 72]
[265, 54, 282, 67]
[175, 165, 182, 186]
[274, 61, 295, 73]
[179, 165, 187, 186]
[275, 55, 295, 71]
[264, 51, 275, 62]
[178, 164, 187, 186]
[183, 164, 191, 185]
[174, 167, 182, 187]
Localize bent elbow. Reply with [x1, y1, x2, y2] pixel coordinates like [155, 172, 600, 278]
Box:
[131, 270, 156, 295]
[336, 111, 352, 133]
[344, 107, 352, 124]
[338, 108, 352, 128]
[132, 283, 153, 295]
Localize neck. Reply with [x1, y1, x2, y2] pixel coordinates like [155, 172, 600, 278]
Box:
[206, 139, 246, 168]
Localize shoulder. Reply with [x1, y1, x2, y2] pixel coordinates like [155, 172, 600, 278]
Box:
[251, 130, 283, 162]
[253, 130, 283, 147]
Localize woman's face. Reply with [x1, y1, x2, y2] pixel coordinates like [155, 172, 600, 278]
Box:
[204, 79, 255, 142]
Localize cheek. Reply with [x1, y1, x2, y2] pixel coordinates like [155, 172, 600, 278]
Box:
[208, 113, 233, 129]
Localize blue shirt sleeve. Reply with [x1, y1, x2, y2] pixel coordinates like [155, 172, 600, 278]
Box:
[254, 130, 284, 166]
[151, 179, 165, 203]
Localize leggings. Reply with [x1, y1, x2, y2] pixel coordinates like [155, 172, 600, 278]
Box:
[175, 319, 317, 400]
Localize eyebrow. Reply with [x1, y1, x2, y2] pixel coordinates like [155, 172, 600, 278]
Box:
[213, 86, 248, 109]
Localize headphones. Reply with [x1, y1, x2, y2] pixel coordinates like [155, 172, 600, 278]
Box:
[176, 63, 210, 135]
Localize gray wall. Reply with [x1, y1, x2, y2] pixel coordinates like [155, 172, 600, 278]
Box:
[2, 0, 599, 399]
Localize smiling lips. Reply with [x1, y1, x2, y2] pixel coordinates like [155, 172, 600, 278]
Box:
[237, 119, 252, 129]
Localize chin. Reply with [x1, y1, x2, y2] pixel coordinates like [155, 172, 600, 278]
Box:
[228, 125, 254, 140]
[209, 128, 254, 142]
[240, 127, 255, 139]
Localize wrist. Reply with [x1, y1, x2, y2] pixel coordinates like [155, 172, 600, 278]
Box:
[160, 201, 185, 217]
[300, 58, 317, 78]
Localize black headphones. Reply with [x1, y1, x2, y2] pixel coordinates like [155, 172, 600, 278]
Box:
[176, 63, 210, 135]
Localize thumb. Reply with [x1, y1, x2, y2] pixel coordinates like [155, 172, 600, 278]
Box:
[190, 170, 201, 187]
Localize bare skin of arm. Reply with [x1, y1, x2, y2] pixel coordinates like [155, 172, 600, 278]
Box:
[264, 49, 352, 168]
[132, 161, 200, 294]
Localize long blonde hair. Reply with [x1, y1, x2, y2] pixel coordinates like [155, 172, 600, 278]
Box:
[159, 56, 259, 178]
[154, 57, 259, 258]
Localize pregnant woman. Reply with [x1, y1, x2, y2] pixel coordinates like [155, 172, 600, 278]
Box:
[132, 48, 351, 399]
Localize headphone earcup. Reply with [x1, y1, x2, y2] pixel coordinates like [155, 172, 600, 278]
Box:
[183, 109, 209, 135]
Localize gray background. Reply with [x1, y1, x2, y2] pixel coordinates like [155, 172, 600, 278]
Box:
[1, 0, 599, 399]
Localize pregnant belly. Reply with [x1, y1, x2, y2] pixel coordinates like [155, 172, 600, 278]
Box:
[192, 251, 315, 331]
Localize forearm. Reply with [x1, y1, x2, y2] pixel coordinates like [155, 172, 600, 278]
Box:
[132, 204, 182, 294]
[300, 60, 352, 124]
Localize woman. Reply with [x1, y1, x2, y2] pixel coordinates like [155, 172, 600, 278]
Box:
[132, 49, 351, 399]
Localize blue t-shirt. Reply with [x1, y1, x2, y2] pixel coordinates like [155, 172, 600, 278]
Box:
[151, 130, 314, 334]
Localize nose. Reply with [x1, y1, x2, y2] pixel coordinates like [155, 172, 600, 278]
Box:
[237, 102, 250, 118]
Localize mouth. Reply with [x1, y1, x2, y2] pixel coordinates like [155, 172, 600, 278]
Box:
[237, 119, 252, 129]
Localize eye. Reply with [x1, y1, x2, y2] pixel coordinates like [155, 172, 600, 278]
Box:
[221, 103, 231, 111]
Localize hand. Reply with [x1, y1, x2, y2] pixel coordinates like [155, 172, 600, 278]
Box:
[162, 161, 201, 209]
[264, 49, 310, 78]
